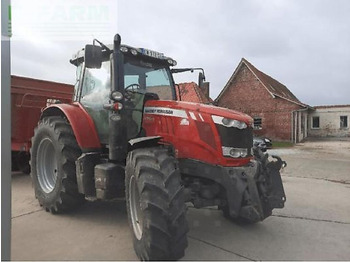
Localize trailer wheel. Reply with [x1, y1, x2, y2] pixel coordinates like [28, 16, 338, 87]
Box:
[17, 151, 31, 174]
[125, 147, 188, 261]
[30, 116, 84, 213]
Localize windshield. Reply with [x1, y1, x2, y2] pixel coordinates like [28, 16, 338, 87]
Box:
[124, 58, 175, 100]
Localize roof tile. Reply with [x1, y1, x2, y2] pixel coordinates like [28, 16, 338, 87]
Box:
[177, 82, 212, 104]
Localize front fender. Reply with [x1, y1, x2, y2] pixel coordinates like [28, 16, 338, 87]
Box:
[41, 103, 101, 151]
[128, 136, 162, 150]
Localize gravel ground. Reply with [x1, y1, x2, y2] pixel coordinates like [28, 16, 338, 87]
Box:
[268, 139, 350, 183]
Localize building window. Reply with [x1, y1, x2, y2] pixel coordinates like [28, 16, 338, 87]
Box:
[340, 116, 348, 128]
[312, 116, 320, 129]
[253, 117, 262, 130]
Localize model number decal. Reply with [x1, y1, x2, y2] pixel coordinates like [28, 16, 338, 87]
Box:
[144, 107, 188, 118]
[145, 108, 173, 114]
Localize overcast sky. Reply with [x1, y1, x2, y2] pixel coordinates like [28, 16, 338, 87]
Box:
[10, 0, 350, 106]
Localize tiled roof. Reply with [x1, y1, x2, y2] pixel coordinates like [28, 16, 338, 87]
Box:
[241, 58, 302, 104]
[314, 104, 350, 109]
[177, 82, 213, 104]
[216, 58, 310, 108]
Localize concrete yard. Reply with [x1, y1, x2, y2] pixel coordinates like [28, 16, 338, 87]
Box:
[11, 139, 350, 260]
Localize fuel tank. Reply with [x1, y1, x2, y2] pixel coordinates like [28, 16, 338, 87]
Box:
[142, 100, 254, 167]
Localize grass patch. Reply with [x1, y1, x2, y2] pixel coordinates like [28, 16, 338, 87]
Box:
[272, 141, 294, 148]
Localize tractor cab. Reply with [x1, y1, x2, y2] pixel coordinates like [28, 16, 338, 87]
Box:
[70, 36, 177, 149]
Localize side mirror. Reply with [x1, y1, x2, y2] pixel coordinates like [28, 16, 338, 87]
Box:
[84, 45, 102, 68]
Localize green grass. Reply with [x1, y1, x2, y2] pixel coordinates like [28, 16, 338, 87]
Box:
[272, 141, 294, 148]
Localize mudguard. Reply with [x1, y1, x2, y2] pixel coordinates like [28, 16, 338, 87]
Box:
[41, 103, 101, 151]
[128, 136, 162, 150]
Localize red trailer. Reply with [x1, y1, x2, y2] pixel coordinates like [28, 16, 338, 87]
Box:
[11, 75, 74, 173]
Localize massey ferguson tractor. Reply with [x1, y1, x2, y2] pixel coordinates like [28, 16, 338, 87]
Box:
[30, 34, 286, 261]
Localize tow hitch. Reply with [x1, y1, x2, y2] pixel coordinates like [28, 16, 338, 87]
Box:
[254, 149, 287, 210]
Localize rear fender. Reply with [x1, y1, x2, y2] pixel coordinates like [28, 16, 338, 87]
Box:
[41, 103, 101, 151]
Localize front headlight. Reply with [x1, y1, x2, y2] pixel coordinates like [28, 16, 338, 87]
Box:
[212, 115, 247, 129]
[111, 91, 123, 101]
[222, 147, 249, 158]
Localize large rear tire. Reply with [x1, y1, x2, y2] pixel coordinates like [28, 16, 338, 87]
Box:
[125, 147, 188, 261]
[30, 116, 85, 213]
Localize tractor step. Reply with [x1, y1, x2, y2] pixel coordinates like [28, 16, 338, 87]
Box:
[95, 162, 125, 200]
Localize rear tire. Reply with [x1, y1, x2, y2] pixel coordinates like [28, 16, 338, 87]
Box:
[30, 116, 85, 213]
[125, 147, 188, 261]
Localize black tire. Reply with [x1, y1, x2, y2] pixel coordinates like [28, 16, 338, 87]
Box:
[11, 151, 19, 172]
[17, 151, 31, 174]
[30, 116, 85, 214]
[125, 147, 188, 261]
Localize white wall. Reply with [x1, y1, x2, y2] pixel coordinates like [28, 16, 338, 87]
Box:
[308, 106, 350, 137]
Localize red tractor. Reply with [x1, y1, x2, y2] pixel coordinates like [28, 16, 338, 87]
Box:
[30, 34, 286, 261]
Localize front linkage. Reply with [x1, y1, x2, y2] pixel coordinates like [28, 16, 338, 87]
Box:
[180, 149, 287, 224]
[241, 148, 287, 222]
[221, 149, 287, 223]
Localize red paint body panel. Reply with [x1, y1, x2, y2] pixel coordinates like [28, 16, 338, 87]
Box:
[11, 76, 73, 152]
[143, 100, 253, 167]
[44, 103, 101, 149]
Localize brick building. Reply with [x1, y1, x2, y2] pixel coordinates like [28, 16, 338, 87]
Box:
[215, 58, 311, 142]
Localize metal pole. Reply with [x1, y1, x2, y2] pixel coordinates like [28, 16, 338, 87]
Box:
[1, 0, 12, 259]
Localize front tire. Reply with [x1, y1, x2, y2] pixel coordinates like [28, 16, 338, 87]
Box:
[125, 147, 188, 261]
[30, 116, 84, 213]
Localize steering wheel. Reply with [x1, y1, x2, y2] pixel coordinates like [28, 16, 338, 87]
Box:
[124, 83, 146, 100]
[125, 83, 141, 92]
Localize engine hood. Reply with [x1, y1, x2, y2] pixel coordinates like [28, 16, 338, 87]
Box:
[145, 100, 253, 126]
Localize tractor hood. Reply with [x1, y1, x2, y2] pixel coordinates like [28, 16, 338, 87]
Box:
[144, 100, 253, 126]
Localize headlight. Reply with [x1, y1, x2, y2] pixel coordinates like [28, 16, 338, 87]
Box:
[130, 49, 138, 56]
[264, 138, 271, 143]
[111, 91, 123, 101]
[222, 147, 249, 158]
[120, 46, 128, 53]
[222, 118, 247, 129]
[212, 115, 247, 129]
[167, 59, 177, 66]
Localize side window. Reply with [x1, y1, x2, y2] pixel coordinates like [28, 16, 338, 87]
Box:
[146, 69, 173, 100]
[73, 64, 83, 101]
[81, 61, 111, 104]
[312, 116, 320, 129]
[340, 116, 348, 128]
[253, 117, 262, 130]
[125, 75, 139, 87]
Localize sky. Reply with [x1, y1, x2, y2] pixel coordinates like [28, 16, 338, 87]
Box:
[10, 0, 350, 106]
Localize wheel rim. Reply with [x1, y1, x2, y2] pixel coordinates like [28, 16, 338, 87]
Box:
[129, 176, 143, 240]
[36, 138, 58, 193]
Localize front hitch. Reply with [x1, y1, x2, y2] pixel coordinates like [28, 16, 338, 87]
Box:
[254, 149, 287, 210]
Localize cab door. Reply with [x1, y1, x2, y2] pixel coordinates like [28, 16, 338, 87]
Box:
[79, 61, 111, 144]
